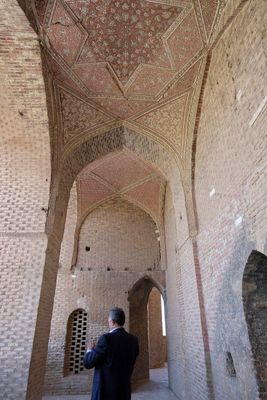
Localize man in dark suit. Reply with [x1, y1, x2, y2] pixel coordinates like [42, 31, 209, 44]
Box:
[84, 307, 139, 400]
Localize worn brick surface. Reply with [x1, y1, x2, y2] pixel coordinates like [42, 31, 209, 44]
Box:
[194, 1, 267, 399]
[1, 1, 266, 400]
[0, 2, 51, 399]
[44, 198, 164, 395]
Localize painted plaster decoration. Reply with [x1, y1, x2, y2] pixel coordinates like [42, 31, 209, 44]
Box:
[78, 0, 182, 83]
[34, 0, 222, 156]
[161, 60, 201, 100]
[73, 64, 122, 95]
[47, 1, 86, 66]
[92, 98, 154, 119]
[135, 95, 187, 152]
[199, 0, 219, 39]
[59, 89, 112, 143]
[167, 9, 203, 71]
[126, 66, 176, 97]
[36, 0, 48, 24]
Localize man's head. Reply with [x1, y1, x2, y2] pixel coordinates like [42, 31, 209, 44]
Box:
[108, 307, 125, 330]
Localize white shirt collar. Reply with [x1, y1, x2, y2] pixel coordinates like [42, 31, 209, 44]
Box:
[110, 327, 122, 333]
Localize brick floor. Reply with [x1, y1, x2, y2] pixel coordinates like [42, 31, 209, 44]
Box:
[43, 367, 178, 399]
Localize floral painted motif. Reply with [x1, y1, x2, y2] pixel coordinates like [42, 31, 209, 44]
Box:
[136, 95, 187, 151]
[60, 89, 112, 143]
[78, 0, 182, 82]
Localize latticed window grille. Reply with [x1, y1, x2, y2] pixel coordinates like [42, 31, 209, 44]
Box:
[64, 309, 87, 375]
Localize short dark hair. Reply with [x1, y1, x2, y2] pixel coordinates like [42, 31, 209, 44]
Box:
[109, 307, 125, 326]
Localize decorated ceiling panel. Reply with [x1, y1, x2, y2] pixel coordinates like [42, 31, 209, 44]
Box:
[134, 94, 188, 154]
[33, 0, 224, 162]
[75, 0, 182, 83]
[30, 0, 229, 232]
[59, 88, 113, 143]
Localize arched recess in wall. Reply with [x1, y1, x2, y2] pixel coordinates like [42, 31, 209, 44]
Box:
[53, 126, 189, 263]
[57, 127, 184, 214]
[71, 158, 165, 270]
[32, 126, 187, 396]
[243, 250, 267, 399]
[75, 196, 161, 273]
[63, 308, 88, 376]
[128, 275, 166, 384]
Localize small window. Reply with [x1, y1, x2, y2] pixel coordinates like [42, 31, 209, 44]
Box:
[64, 309, 87, 376]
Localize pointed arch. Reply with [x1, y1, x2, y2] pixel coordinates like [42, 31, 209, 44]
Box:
[128, 274, 166, 384]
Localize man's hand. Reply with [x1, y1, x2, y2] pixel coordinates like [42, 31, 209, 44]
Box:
[87, 340, 96, 352]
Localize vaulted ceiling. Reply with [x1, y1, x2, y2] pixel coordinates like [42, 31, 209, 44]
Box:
[32, 0, 225, 162]
[76, 150, 165, 224]
[21, 0, 228, 223]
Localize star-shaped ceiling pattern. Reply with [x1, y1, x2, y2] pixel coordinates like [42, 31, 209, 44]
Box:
[35, 0, 223, 157]
[76, 0, 182, 83]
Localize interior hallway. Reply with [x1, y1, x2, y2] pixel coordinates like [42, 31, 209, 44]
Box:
[43, 367, 177, 400]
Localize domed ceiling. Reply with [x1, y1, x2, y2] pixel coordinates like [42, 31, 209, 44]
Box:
[32, 0, 225, 165]
[20, 0, 229, 224]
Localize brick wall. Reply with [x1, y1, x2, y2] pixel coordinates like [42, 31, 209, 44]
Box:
[164, 183, 209, 399]
[44, 198, 163, 394]
[194, 1, 267, 399]
[0, 1, 51, 399]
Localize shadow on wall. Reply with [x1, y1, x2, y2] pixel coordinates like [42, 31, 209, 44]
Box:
[213, 229, 265, 400]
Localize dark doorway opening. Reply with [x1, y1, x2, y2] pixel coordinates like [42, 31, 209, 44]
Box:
[243, 250, 267, 399]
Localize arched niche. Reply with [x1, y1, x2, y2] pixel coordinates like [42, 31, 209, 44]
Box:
[128, 275, 166, 384]
[243, 250, 267, 399]
[51, 126, 189, 271]
[54, 127, 185, 224]
[34, 126, 188, 398]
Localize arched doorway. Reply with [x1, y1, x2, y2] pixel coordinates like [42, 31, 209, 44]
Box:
[243, 250, 267, 399]
[128, 276, 167, 385]
[148, 287, 167, 369]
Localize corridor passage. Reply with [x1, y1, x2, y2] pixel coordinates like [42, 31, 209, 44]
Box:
[43, 368, 177, 400]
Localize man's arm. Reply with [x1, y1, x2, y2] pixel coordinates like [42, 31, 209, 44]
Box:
[83, 335, 107, 369]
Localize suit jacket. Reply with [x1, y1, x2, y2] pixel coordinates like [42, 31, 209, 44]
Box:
[84, 327, 139, 400]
